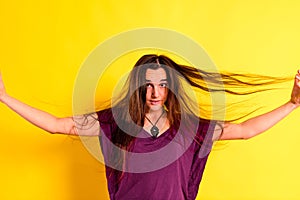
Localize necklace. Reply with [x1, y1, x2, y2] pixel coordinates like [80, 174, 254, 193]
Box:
[145, 110, 165, 138]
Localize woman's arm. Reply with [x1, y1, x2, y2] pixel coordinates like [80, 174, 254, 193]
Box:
[217, 70, 300, 140]
[0, 73, 99, 135]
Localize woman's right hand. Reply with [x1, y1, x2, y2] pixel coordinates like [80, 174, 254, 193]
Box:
[0, 72, 8, 103]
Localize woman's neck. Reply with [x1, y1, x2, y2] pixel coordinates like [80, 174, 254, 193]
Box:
[146, 108, 165, 119]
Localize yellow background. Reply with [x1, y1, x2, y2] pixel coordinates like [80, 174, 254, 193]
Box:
[1, 0, 300, 199]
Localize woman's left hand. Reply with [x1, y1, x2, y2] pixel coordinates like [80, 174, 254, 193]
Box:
[290, 70, 300, 106]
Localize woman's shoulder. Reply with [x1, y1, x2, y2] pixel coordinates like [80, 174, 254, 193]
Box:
[193, 117, 219, 141]
[198, 117, 218, 128]
[96, 108, 114, 123]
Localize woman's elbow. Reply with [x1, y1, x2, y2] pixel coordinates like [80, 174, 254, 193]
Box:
[241, 129, 263, 140]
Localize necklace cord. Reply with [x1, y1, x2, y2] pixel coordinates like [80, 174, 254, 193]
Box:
[145, 110, 165, 137]
[145, 110, 165, 126]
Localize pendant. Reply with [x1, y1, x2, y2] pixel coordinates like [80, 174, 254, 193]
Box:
[150, 125, 159, 137]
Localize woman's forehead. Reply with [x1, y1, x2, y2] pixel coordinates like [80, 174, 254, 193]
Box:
[145, 68, 167, 82]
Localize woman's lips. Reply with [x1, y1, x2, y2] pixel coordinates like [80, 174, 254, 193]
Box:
[150, 100, 161, 105]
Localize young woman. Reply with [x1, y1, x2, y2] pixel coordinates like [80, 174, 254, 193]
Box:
[0, 54, 299, 200]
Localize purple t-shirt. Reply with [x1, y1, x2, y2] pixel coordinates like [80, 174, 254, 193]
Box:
[97, 109, 216, 200]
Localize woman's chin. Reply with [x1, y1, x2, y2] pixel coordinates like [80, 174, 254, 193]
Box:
[147, 104, 163, 112]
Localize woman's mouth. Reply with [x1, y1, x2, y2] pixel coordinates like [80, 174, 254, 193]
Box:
[150, 100, 161, 105]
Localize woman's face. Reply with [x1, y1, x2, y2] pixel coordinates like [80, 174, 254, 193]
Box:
[145, 67, 168, 112]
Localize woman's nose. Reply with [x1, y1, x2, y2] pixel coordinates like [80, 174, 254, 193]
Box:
[151, 86, 159, 97]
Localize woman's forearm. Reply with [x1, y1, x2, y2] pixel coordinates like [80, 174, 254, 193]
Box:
[1, 94, 61, 133]
[240, 101, 299, 138]
[0, 73, 78, 134]
[220, 101, 298, 140]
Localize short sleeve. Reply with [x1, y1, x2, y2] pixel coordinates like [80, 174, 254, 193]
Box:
[212, 121, 224, 141]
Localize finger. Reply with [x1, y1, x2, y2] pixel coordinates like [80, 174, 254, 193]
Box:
[295, 76, 300, 87]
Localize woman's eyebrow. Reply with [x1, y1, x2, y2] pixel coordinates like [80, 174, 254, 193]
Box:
[145, 79, 168, 82]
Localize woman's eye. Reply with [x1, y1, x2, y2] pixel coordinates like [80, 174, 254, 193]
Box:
[160, 83, 167, 87]
[146, 83, 152, 88]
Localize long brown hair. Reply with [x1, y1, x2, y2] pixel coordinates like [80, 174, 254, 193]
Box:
[109, 54, 288, 148]
[94, 54, 290, 184]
